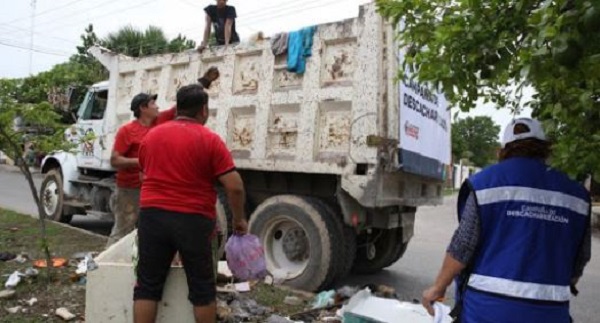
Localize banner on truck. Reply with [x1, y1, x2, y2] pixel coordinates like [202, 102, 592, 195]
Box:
[398, 48, 451, 180]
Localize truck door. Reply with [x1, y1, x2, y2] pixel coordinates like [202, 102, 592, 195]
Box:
[75, 89, 108, 169]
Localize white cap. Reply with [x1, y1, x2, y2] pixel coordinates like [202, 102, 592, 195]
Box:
[501, 117, 547, 148]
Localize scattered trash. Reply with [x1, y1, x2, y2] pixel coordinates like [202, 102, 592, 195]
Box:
[235, 282, 251, 293]
[225, 234, 268, 281]
[6, 306, 22, 314]
[55, 307, 76, 321]
[284, 296, 304, 306]
[75, 254, 98, 275]
[0, 289, 16, 299]
[34, 258, 68, 268]
[433, 302, 452, 323]
[312, 290, 336, 309]
[0, 252, 16, 262]
[367, 284, 397, 299]
[24, 267, 39, 277]
[25, 297, 38, 306]
[339, 288, 452, 323]
[218, 261, 234, 278]
[228, 298, 271, 320]
[264, 275, 274, 285]
[13, 254, 28, 264]
[9, 227, 19, 232]
[216, 299, 233, 321]
[266, 314, 295, 323]
[5, 271, 23, 289]
[336, 286, 360, 301]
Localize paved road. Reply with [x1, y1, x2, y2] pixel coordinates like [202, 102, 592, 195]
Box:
[0, 167, 113, 235]
[0, 168, 598, 321]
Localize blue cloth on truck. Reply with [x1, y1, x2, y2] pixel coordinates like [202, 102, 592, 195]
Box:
[287, 26, 316, 74]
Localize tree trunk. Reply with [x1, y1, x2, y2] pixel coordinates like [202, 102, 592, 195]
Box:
[0, 127, 54, 279]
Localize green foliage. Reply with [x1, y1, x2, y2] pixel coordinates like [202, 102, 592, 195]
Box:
[101, 25, 196, 57]
[452, 116, 501, 167]
[377, 0, 600, 179]
[0, 88, 72, 161]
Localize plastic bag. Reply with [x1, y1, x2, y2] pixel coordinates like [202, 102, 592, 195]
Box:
[225, 234, 268, 281]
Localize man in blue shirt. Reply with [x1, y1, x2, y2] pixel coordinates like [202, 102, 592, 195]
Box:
[422, 118, 591, 323]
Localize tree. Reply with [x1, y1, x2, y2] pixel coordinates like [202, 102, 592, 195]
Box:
[101, 25, 196, 57]
[376, 0, 600, 179]
[0, 81, 72, 279]
[452, 116, 501, 167]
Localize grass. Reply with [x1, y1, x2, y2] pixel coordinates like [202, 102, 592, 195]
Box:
[0, 208, 314, 322]
[0, 208, 107, 322]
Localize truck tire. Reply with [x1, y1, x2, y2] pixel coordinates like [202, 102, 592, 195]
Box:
[312, 199, 356, 283]
[352, 228, 402, 275]
[249, 195, 343, 292]
[382, 230, 409, 268]
[39, 169, 72, 223]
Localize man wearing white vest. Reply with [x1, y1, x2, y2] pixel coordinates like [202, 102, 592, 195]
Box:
[422, 118, 591, 323]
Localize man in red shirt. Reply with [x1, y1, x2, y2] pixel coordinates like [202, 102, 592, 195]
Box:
[106, 93, 159, 247]
[134, 84, 247, 323]
[106, 67, 221, 248]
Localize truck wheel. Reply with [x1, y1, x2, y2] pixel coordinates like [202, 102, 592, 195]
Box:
[352, 228, 402, 275]
[312, 200, 356, 284]
[382, 229, 409, 268]
[39, 169, 72, 223]
[249, 195, 343, 292]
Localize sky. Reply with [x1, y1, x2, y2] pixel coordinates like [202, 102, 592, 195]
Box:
[0, 0, 530, 136]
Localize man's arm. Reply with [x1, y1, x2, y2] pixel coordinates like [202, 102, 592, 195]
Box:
[200, 14, 212, 49]
[224, 6, 237, 45]
[422, 192, 480, 315]
[110, 127, 138, 169]
[111, 151, 139, 169]
[217, 171, 247, 234]
[224, 18, 233, 45]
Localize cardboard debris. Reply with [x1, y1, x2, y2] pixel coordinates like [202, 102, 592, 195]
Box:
[0, 289, 16, 299]
[4, 271, 22, 289]
[339, 289, 452, 323]
[235, 282, 251, 293]
[6, 306, 22, 314]
[55, 307, 76, 321]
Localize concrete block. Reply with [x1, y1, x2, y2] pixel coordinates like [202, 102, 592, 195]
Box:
[85, 231, 195, 323]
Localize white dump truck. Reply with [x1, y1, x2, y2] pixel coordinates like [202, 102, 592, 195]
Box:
[41, 2, 451, 293]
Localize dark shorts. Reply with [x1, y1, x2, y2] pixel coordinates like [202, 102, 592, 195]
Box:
[134, 207, 216, 306]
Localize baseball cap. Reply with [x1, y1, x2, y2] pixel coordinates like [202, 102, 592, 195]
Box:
[501, 117, 547, 148]
[130, 93, 158, 111]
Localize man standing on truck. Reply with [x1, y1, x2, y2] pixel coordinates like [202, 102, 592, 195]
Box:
[421, 118, 591, 323]
[106, 68, 220, 248]
[133, 84, 248, 323]
[198, 0, 240, 51]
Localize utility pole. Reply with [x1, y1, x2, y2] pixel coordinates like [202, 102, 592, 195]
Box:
[29, 0, 37, 75]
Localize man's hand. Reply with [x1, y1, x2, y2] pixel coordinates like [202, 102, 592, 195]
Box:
[203, 66, 220, 82]
[172, 252, 182, 266]
[233, 218, 248, 235]
[197, 43, 208, 53]
[422, 285, 446, 316]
